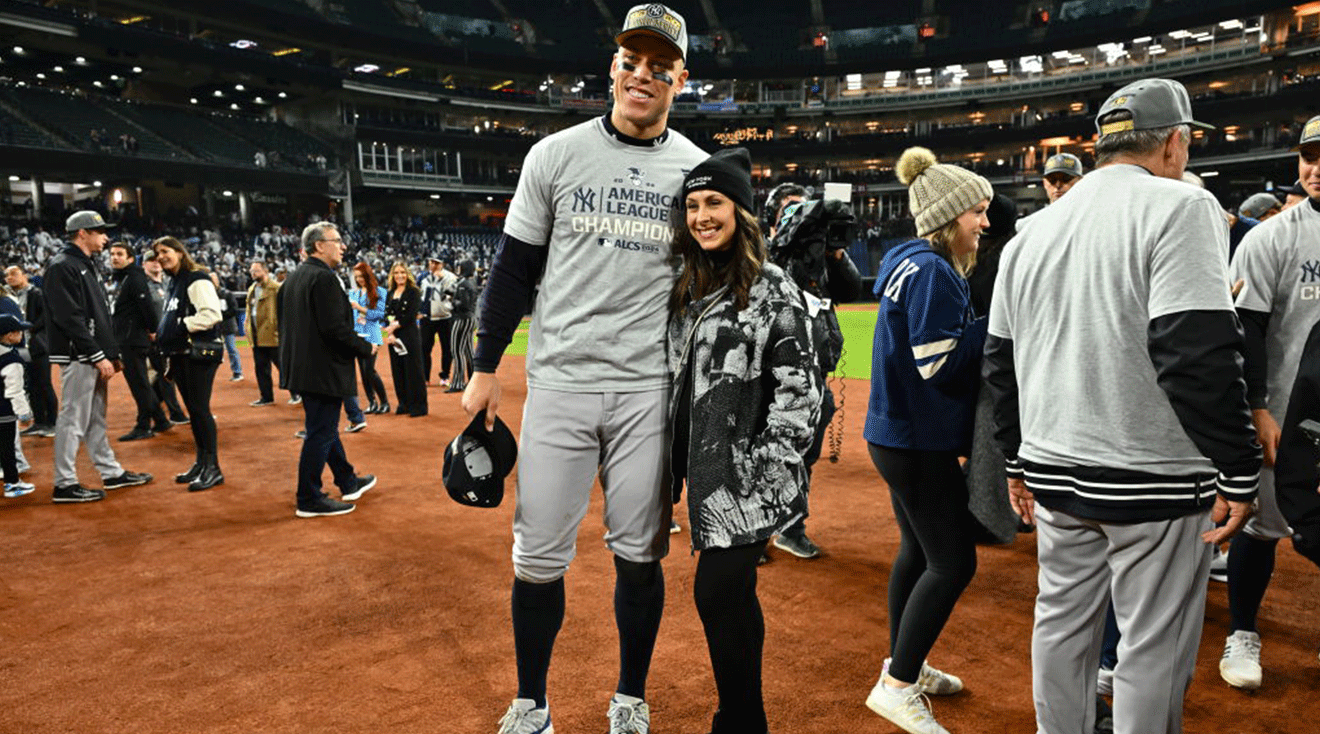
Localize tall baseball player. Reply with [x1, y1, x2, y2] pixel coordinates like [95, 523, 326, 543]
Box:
[1217, 113, 1320, 690]
[461, 5, 705, 734]
[985, 78, 1259, 734]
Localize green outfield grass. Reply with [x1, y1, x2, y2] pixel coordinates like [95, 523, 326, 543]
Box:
[502, 304, 880, 381]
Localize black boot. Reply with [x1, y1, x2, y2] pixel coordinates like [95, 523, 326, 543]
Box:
[175, 460, 203, 484]
[189, 454, 224, 492]
[366, 401, 380, 415]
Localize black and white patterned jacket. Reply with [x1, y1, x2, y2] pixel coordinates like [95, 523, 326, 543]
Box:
[667, 262, 822, 551]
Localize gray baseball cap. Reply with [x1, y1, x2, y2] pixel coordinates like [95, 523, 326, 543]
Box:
[64, 210, 115, 233]
[1238, 192, 1281, 219]
[1043, 153, 1084, 179]
[1292, 114, 1320, 151]
[616, 3, 688, 60]
[1095, 78, 1214, 139]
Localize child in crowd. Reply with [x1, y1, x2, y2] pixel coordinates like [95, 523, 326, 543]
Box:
[0, 313, 35, 498]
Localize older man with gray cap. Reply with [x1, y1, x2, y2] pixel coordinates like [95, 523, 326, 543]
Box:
[44, 211, 153, 503]
[468, 4, 705, 734]
[985, 78, 1260, 734]
[1213, 112, 1320, 692]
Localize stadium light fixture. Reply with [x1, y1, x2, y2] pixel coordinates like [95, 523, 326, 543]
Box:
[1168, 29, 1191, 39]
[230, 103, 239, 110]
[110, 74, 120, 81]
[1020, 55, 1043, 73]
[132, 66, 143, 73]
[93, 180, 101, 187]
[1131, 36, 1151, 44]
[8, 176, 19, 182]
[1201, 171, 1219, 177]
[235, 84, 245, 91]
[35, 73, 45, 80]
[222, 191, 233, 197]
[278, 92, 287, 99]
[430, 194, 440, 199]
[213, 90, 224, 97]
[12, 46, 23, 55]
[190, 98, 198, 104]
[1219, 20, 1242, 30]
[93, 80, 103, 87]
[254, 96, 265, 104]
[52, 66, 64, 72]
[75, 56, 87, 65]
[271, 47, 301, 57]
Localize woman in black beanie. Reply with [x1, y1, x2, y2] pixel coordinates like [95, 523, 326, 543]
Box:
[668, 147, 821, 734]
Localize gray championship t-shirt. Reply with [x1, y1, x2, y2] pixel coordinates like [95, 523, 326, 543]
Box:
[990, 164, 1235, 475]
[503, 118, 706, 392]
[1230, 198, 1320, 423]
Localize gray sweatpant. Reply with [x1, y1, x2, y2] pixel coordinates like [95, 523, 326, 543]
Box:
[1032, 504, 1212, 734]
[512, 387, 671, 583]
[53, 362, 123, 488]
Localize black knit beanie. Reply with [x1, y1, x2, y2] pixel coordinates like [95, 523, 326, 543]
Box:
[683, 147, 754, 214]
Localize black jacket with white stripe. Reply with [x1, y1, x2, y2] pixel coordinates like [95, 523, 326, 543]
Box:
[984, 309, 1261, 522]
[44, 244, 118, 366]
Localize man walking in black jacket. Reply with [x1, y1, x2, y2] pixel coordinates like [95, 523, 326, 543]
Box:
[279, 222, 375, 517]
[108, 242, 169, 441]
[45, 211, 152, 503]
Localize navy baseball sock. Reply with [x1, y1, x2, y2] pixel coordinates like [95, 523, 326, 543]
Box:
[1227, 533, 1278, 633]
[512, 576, 565, 708]
[614, 556, 665, 700]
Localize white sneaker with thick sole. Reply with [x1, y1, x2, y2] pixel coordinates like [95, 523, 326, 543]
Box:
[1220, 630, 1262, 690]
[883, 658, 964, 695]
[498, 698, 553, 734]
[866, 679, 949, 734]
[607, 693, 650, 734]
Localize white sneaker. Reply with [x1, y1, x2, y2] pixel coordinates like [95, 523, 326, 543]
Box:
[883, 658, 964, 695]
[866, 678, 950, 734]
[1220, 630, 1262, 690]
[1097, 666, 1114, 697]
[607, 693, 650, 734]
[498, 699, 553, 734]
[1209, 545, 1228, 583]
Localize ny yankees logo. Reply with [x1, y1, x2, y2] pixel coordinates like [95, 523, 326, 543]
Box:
[572, 187, 597, 213]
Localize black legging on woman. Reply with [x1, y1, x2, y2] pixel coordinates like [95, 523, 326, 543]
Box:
[693, 540, 770, 734]
[868, 444, 978, 685]
[169, 354, 219, 470]
[357, 350, 388, 409]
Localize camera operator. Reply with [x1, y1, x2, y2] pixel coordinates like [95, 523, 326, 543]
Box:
[762, 182, 863, 560]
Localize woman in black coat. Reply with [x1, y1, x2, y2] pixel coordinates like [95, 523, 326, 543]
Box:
[153, 237, 224, 491]
[383, 261, 427, 417]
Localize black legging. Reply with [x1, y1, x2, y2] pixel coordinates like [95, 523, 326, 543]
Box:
[169, 354, 219, 459]
[357, 348, 388, 406]
[868, 444, 978, 685]
[0, 421, 17, 483]
[694, 540, 769, 734]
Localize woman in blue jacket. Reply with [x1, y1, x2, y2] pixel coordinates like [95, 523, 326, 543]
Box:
[349, 262, 389, 414]
[864, 147, 991, 734]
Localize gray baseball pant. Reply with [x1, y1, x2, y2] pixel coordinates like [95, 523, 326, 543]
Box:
[512, 387, 671, 584]
[1032, 504, 1211, 734]
[53, 362, 123, 488]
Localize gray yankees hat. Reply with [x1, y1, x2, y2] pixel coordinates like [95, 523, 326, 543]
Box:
[616, 3, 688, 60]
[1292, 114, 1320, 151]
[1238, 192, 1281, 219]
[64, 210, 115, 233]
[1096, 78, 1214, 139]
[1043, 153, 1084, 179]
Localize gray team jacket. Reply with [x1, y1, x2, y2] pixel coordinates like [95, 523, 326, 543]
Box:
[667, 262, 821, 551]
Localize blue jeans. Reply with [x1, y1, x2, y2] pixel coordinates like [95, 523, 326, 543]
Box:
[297, 392, 358, 503]
[343, 396, 365, 424]
[223, 333, 243, 377]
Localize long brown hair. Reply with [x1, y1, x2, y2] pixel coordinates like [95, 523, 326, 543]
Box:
[669, 205, 765, 315]
[151, 236, 206, 274]
[354, 262, 380, 309]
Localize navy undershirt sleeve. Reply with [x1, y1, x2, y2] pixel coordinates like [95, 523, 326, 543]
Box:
[473, 233, 548, 373]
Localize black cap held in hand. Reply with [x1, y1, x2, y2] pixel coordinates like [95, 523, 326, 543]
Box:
[442, 410, 518, 508]
[683, 147, 755, 215]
